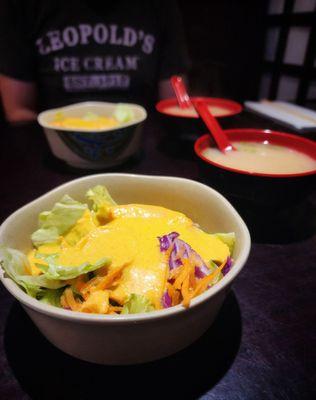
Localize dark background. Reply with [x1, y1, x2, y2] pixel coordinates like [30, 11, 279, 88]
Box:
[0, 0, 268, 124]
[2, 0, 316, 123]
[179, 0, 267, 101]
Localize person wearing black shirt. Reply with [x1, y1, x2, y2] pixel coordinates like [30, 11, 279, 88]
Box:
[0, 0, 189, 122]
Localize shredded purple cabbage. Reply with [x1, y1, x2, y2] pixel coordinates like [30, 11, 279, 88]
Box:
[159, 234, 234, 307]
[222, 256, 233, 276]
[196, 262, 210, 278]
[158, 232, 179, 251]
[161, 290, 172, 308]
[158, 232, 209, 277]
[195, 266, 206, 279]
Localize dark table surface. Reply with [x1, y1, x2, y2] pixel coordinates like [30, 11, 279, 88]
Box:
[0, 110, 315, 400]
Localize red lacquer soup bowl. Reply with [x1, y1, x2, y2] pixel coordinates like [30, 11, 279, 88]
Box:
[156, 97, 242, 140]
[194, 129, 316, 241]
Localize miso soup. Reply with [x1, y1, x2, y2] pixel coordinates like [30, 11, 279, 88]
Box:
[202, 142, 316, 174]
[164, 104, 230, 118]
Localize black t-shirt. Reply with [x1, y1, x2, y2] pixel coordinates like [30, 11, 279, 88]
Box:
[0, 0, 189, 109]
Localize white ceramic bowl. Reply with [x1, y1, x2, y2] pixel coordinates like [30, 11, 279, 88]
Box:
[38, 102, 147, 169]
[0, 174, 250, 365]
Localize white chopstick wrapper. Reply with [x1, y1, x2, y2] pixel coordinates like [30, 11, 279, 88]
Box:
[245, 100, 316, 132]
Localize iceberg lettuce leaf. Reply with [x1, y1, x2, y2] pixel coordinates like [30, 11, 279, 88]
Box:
[0, 246, 66, 297]
[113, 104, 134, 123]
[212, 232, 235, 254]
[39, 288, 64, 307]
[86, 185, 116, 223]
[86, 185, 116, 211]
[31, 195, 87, 247]
[121, 293, 154, 314]
[35, 253, 111, 280]
[209, 260, 223, 284]
[31, 227, 60, 248]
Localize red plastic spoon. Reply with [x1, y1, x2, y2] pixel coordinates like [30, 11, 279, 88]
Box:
[170, 75, 192, 109]
[193, 99, 235, 153]
[170, 75, 235, 153]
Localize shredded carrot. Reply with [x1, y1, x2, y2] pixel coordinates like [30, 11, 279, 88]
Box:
[181, 273, 193, 308]
[60, 292, 69, 309]
[163, 252, 228, 309]
[173, 290, 181, 306]
[169, 265, 184, 281]
[80, 276, 103, 299]
[189, 264, 196, 289]
[166, 282, 175, 299]
[64, 287, 79, 311]
[93, 263, 128, 292]
[174, 261, 190, 290]
[193, 260, 226, 297]
[71, 275, 87, 292]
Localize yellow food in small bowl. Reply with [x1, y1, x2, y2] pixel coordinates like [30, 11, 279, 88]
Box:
[50, 105, 135, 131]
[51, 115, 119, 130]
